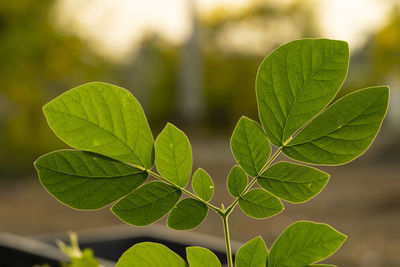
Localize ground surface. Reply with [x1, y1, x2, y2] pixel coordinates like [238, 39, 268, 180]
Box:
[1, 136, 399, 266]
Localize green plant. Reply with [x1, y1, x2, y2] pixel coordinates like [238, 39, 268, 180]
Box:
[34, 38, 389, 267]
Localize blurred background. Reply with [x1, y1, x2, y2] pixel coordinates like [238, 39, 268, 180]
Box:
[0, 0, 399, 266]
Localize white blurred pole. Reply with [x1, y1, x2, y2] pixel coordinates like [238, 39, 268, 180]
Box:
[177, 0, 204, 124]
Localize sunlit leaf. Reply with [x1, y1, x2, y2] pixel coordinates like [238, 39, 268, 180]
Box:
[155, 123, 192, 187]
[227, 165, 248, 197]
[258, 161, 329, 203]
[239, 189, 283, 219]
[112, 181, 181, 226]
[192, 168, 214, 202]
[283, 86, 389, 165]
[167, 198, 208, 230]
[235, 236, 268, 267]
[35, 150, 147, 210]
[256, 39, 349, 147]
[268, 221, 346, 267]
[116, 242, 186, 267]
[186, 246, 221, 267]
[43, 82, 154, 169]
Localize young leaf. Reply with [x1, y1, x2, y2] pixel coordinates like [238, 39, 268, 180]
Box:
[112, 181, 181, 226]
[231, 116, 271, 176]
[227, 165, 248, 197]
[34, 150, 147, 210]
[256, 39, 349, 147]
[43, 82, 154, 169]
[235, 236, 268, 267]
[283, 86, 389, 165]
[239, 189, 283, 219]
[268, 221, 346, 267]
[186, 246, 221, 267]
[167, 198, 208, 230]
[192, 168, 214, 202]
[155, 123, 192, 187]
[258, 161, 329, 203]
[116, 242, 186, 267]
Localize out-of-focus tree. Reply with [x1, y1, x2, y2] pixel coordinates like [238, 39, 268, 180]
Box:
[0, 0, 110, 175]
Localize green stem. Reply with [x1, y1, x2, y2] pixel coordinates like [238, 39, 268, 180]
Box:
[225, 147, 283, 215]
[146, 169, 222, 214]
[222, 214, 233, 267]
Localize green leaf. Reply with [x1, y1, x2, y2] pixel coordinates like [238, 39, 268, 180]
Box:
[268, 221, 346, 267]
[235, 236, 268, 267]
[34, 150, 147, 210]
[283, 86, 389, 165]
[192, 168, 214, 202]
[231, 116, 271, 176]
[227, 165, 248, 197]
[116, 242, 186, 267]
[155, 123, 192, 187]
[258, 161, 329, 203]
[186, 246, 221, 267]
[43, 82, 154, 169]
[112, 181, 181, 226]
[256, 39, 349, 147]
[239, 189, 283, 219]
[167, 198, 208, 230]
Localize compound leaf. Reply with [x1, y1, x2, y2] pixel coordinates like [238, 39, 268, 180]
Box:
[268, 221, 346, 267]
[227, 165, 248, 197]
[112, 181, 181, 226]
[34, 150, 147, 210]
[231, 116, 271, 176]
[239, 189, 283, 219]
[186, 246, 221, 267]
[256, 39, 349, 147]
[116, 242, 186, 267]
[167, 198, 208, 230]
[192, 168, 214, 202]
[43, 82, 154, 169]
[258, 162, 329, 203]
[235, 236, 268, 267]
[283, 86, 389, 165]
[155, 123, 192, 187]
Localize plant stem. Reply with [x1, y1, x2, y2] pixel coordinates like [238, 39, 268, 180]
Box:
[222, 214, 233, 267]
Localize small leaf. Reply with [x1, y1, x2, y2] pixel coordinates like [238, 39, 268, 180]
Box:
[258, 161, 329, 203]
[235, 236, 268, 267]
[167, 198, 208, 230]
[239, 189, 283, 219]
[231, 116, 271, 176]
[186, 246, 221, 267]
[112, 181, 181, 226]
[283, 86, 389, 165]
[116, 242, 186, 267]
[155, 123, 192, 187]
[34, 150, 147, 210]
[227, 165, 248, 197]
[43, 82, 154, 169]
[192, 168, 214, 202]
[268, 221, 346, 267]
[256, 39, 349, 147]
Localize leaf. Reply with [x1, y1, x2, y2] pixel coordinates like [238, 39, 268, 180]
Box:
[192, 168, 214, 202]
[268, 221, 346, 267]
[227, 165, 248, 197]
[235, 236, 268, 267]
[186, 246, 221, 267]
[115, 242, 186, 267]
[256, 39, 349, 147]
[239, 189, 283, 219]
[283, 86, 389, 165]
[231, 116, 271, 176]
[167, 198, 208, 230]
[34, 150, 147, 210]
[112, 181, 181, 226]
[43, 82, 154, 169]
[258, 161, 329, 203]
[155, 123, 192, 187]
